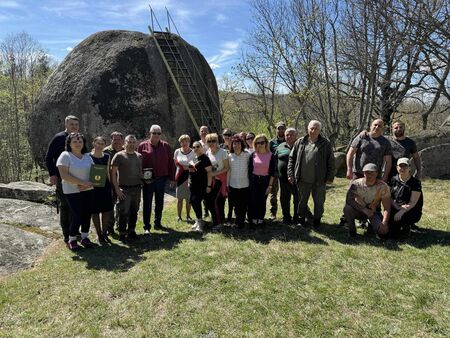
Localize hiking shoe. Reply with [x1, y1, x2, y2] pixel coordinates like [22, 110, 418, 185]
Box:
[80, 237, 94, 248]
[68, 240, 80, 251]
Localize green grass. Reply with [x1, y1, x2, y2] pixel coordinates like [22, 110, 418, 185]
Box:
[1, 178, 449, 337]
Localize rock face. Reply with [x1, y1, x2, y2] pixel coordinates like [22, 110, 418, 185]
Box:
[0, 223, 52, 276]
[0, 198, 60, 234]
[415, 144, 450, 179]
[29, 30, 221, 164]
[410, 128, 450, 151]
[0, 181, 54, 203]
[334, 152, 347, 177]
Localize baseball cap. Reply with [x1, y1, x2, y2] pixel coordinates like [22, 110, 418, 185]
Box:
[397, 157, 410, 166]
[362, 163, 378, 172]
[275, 122, 286, 128]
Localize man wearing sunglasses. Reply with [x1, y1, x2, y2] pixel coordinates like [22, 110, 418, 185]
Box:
[138, 125, 176, 234]
[45, 115, 79, 243]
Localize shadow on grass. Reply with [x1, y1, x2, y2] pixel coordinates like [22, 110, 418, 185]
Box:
[316, 222, 450, 250]
[217, 220, 328, 245]
[72, 228, 204, 272]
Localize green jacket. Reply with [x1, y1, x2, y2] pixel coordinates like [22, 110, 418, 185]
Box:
[287, 134, 335, 184]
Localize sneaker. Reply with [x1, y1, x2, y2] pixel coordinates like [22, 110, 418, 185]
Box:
[154, 224, 167, 231]
[80, 237, 94, 248]
[143, 229, 151, 235]
[195, 220, 205, 233]
[68, 240, 80, 251]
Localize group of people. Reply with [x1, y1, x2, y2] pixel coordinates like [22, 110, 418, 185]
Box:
[45, 115, 423, 251]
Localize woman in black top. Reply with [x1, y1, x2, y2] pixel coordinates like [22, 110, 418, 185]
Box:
[389, 157, 423, 238]
[90, 136, 114, 243]
[189, 141, 212, 232]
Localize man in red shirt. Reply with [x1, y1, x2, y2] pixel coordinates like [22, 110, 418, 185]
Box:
[138, 125, 176, 233]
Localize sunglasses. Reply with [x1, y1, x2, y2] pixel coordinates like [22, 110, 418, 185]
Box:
[68, 132, 84, 138]
[255, 141, 266, 145]
[207, 140, 217, 143]
[223, 133, 232, 137]
[151, 132, 162, 135]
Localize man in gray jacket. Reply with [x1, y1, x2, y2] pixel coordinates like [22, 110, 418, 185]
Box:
[288, 120, 335, 227]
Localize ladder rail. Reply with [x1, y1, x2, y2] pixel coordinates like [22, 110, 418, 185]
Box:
[165, 7, 223, 121]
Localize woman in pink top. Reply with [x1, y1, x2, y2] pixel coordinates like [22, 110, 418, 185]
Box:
[248, 134, 277, 226]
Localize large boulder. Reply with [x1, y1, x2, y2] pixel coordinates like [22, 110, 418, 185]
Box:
[409, 128, 450, 151]
[413, 144, 450, 179]
[29, 30, 221, 164]
[334, 152, 347, 177]
[0, 181, 54, 203]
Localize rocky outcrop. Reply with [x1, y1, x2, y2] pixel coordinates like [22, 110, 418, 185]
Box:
[0, 181, 54, 203]
[0, 198, 60, 234]
[334, 152, 347, 177]
[416, 144, 450, 179]
[410, 128, 450, 151]
[0, 223, 52, 276]
[29, 30, 221, 165]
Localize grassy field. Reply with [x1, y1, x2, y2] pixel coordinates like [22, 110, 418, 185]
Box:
[1, 178, 449, 337]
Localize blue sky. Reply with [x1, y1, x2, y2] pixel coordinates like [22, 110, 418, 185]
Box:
[0, 0, 252, 77]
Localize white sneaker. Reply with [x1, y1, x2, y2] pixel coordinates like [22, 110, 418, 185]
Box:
[195, 220, 205, 232]
[144, 229, 150, 235]
[192, 220, 200, 230]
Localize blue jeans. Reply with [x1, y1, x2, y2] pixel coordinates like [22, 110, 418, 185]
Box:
[142, 176, 167, 229]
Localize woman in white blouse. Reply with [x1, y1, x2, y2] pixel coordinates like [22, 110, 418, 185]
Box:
[174, 134, 196, 222]
[56, 133, 94, 251]
[227, 136, 250, 228]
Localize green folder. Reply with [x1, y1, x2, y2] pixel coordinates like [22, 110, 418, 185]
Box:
[90, 164, 108, 188]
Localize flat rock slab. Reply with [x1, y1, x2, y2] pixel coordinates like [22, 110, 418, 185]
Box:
[0, 181, 54, 203]
[0, 223, 52, 276]
[0, 198, 60, 234]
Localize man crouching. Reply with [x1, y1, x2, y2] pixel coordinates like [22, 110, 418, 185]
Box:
[343, 163, 390, 238]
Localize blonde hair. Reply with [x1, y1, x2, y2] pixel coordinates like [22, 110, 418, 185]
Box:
[178, 134, 190, 143]
[254, 134, 269, 152]
[205, 133, 219, 142]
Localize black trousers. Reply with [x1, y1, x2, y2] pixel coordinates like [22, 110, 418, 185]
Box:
[190, 186, 206, 220]
[389, 210, 421, 238]
[279, 178, 299, 222]
[65, 190, 93, 238]
[205, 180, 225, 226]
[56, 179, 71, 241]
[249, 175, 270, 220]
[228, 186, 249, 226]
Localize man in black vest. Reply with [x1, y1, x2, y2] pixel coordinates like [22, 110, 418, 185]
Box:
[45, 115, 79, 242]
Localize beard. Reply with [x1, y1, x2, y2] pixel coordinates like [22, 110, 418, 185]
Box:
[394, 130, 404, 137]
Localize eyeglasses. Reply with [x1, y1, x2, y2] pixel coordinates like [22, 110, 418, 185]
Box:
[255, 141, 266, 145]
[223, 134, 232, 137]
[207, 140, 217, 144]
[246, 137, 254, 140]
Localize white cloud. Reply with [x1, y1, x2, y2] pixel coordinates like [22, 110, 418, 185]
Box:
[207, 40, 240, 70]
[0, 1, 21, 9]
[215, 13, 227, 23]
[66, 46, 73, 52]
